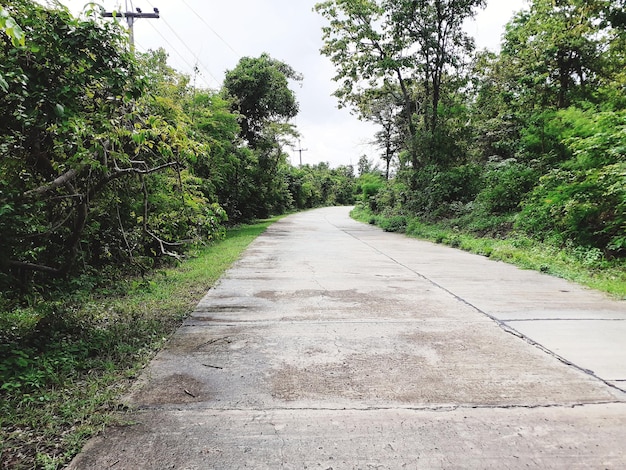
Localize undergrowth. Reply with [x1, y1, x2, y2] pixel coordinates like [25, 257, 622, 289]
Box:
[0, 218, 277, 469]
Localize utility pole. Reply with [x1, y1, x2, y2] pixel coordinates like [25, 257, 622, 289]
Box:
[295, 141, 308, 167]
[103, 7, 160, 50]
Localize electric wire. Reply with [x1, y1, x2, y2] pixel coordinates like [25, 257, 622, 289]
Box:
[140, 19, 217, 88]
[178, 0, 239, 57]
[141, 0, 221, 87]
[94, 1, 214, 87]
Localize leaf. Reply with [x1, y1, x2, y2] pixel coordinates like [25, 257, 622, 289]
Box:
[54, 103, 65, 117]
[131, 131, 146, 145]
[0, 203, 13, 216]
[1, 12, 26, 47]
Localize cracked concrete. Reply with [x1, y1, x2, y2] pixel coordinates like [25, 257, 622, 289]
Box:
[69, 206, 626, 469]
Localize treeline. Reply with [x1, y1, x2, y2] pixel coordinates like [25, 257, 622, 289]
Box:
[316, 0, 626, 259]
[0, 1, 356, 304]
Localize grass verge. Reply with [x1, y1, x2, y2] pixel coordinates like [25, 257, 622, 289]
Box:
[351, 205, 626, 299]
[0, 217, 278, 470]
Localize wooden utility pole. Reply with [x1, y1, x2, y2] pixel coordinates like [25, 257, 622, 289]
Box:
[295, 141, 308, 167]
[103, 7, 160, 50]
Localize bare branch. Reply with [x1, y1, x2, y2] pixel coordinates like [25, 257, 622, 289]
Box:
[138, 171, 185, 260]
[145, 229, 183, 259]
[89, 161, 180, 200]
[24, 168, 79, 197]
[8, 261, 63, 276]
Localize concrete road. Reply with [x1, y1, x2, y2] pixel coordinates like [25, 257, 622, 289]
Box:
[70, 206, 626, 469]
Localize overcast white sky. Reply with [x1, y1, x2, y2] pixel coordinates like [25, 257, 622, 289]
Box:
[56, 0, 528, 168]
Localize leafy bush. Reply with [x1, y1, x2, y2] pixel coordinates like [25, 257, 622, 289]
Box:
[355, 173, 385, 211]
[517, 163, 626, 256]
[561, 109, 626, 170]
[374, 180, 409, 215]
[518, 110, 571, 165]
[396, 164, 483, 219]
[379, 215, 408, 233]
[475, 160, 539, 214]
[430, 163, 484, 206]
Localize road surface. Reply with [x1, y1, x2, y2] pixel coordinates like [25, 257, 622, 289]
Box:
[70, 206, 626, 469]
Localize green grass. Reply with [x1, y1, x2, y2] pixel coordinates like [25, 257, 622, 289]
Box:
[352, 205, 626, 299]
[0, 217, 278, 470]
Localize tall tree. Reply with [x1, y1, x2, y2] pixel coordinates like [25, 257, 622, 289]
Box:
[222, 53, 301, 148]
[385, 0, 485, 138]
[315, 0, 418, 163]
[316, 0, 485, 169]
[501, 0, 606, 110]
[357, 85, 405, 179]
[222, 54, 302, 218]
[0, 1, 226, 285]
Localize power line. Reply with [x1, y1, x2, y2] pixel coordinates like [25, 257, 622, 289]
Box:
[140, 21, 216, 88]
[178, 0, 239, 57]
[141, 0, 221, 87]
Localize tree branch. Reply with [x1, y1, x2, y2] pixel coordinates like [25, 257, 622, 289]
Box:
[23, 168, 79, 197]
[8, 261, 63, 276]
[89, 161, 180, 200]
[145, 229, 184, 260]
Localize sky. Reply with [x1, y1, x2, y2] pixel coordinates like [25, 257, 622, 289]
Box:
[56, 0, 528, 168]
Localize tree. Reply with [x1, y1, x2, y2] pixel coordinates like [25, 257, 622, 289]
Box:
[222, 54, 302, 218]
[315, 0, 418, 163]
[316, 0, 485, 169]
[501, 0, 606, 110]
[1, 0, 141, 278]
[222, 53, 301, 147]
[357, 85, 405, 179]
[467, 51, 522, 162]
[385, 0, 485, 139]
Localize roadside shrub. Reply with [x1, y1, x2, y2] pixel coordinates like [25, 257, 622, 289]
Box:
[374, 180, 409, 215]
[354, 173, 385, 212]
[560, 108, 626, 170]
[429, 163, 483, 207]
[476, 160, 539, 214]
[379, 215, 408, 233]
[516, 163, 626, 256]
[400, 164, 482, 218]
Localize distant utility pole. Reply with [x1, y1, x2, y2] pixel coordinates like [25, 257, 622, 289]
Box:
[295, 141, 308, 166]
[103, 7, 160, 50]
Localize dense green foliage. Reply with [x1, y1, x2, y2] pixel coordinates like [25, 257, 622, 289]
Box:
[3, 0, 626, 466]
[0, 1, 356, 305]
[317, 0, 626, 261]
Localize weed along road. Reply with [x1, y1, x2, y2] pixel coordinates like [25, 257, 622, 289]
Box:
[70, 206, 626, 469]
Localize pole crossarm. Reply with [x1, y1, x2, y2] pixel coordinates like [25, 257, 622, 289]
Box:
[102, 7, 160, 49]
[103, 10, 160, 19]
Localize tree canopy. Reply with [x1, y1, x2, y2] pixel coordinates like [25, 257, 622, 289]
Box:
[223, 53, 302, 147]
[316, 0, 485, 170]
